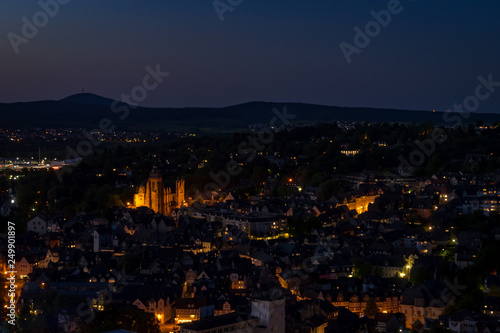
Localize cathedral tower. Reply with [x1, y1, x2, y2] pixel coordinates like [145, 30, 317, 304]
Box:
[134, 167, 185, 214]
[145, 166, 166, 215]
[176, 178, 185, 207]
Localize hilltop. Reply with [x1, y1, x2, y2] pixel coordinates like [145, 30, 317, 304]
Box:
[0, 93, 498, 133]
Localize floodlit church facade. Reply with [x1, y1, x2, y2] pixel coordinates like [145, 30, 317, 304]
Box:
[134, 166, 185, 215]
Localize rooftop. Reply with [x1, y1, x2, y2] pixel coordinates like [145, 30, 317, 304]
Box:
[178, 312, 258, 331]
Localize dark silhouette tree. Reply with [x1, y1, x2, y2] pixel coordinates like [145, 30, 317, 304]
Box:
[363, 297, 379, 319]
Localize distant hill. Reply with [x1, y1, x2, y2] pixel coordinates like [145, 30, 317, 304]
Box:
[1, 93, 499, 133]
[59, 93, 118, 106]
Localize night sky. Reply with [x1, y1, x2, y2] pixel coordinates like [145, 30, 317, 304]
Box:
[1, 0, 500, 112]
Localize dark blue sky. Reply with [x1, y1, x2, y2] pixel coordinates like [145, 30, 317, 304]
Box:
[2, 0, 500, 112]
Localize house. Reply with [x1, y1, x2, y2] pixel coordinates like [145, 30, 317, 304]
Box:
[412, 198, 433, 219]
[179, 312, 260, 333]
[367, 254, 410, 279]
[297, 315, 328, 333]
[132, 297, 174, 324]
[319, 301, 339, 321]
[455, 252, 475, 269]
[175, 295, 215, 324]
[16, 256, 35, 278]
[37, 248, 58, 269]
[375, 312, 405, 333]
[474, 318, 500, 333]
[449, 309, 477, 333]
[400, 280, 452, 329]
[27, 215, 48, 235]
[222, 212, 287, 238]
[251, 298, 286, 333]
[484, 296, 500, 318]
[214, 300, 233, 316]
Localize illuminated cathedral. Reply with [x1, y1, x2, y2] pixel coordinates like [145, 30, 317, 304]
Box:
[133, 166, 185, 215]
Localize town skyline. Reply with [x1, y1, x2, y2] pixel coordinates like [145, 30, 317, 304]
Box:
[2, 1, 500, 333]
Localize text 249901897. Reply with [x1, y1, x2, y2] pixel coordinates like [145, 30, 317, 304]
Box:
[6, 221, 17, 325]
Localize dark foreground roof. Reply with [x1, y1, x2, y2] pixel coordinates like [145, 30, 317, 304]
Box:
[178, 312, 258, 331]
